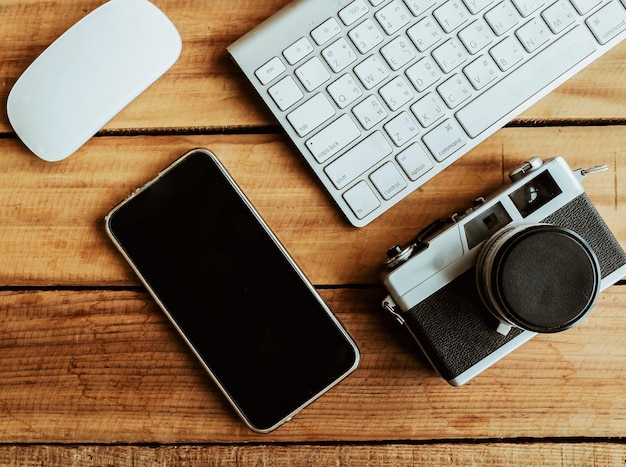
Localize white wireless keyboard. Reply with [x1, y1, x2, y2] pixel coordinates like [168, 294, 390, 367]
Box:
[228, 0, 626, 227]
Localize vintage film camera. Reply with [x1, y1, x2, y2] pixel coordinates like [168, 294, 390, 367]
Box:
[380, 157, 626, 386]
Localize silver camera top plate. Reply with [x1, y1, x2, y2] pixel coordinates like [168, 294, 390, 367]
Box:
[382, 157, 591, 312]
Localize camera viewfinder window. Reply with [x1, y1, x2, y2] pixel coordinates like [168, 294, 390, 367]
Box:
[465, 202, 512, 249]
[509, 171, 562, 217]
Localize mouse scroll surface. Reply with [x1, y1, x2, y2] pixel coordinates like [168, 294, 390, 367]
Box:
[7, 0, 182, 162]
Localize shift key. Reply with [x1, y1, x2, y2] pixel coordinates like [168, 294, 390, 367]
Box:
[325, 131, 392, 190]
[456, 26, 597, 138]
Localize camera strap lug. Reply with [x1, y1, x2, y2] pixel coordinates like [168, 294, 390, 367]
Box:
[382, 296, 405, 326]
[575, 164, 608, 182]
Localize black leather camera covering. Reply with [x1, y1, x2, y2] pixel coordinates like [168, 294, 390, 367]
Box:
[403, 193, 626, 382]
[543, 194, 626, 278]
[404, 267, 525, 382]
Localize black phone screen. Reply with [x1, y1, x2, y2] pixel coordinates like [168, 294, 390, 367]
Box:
[106, 149, 359, 432]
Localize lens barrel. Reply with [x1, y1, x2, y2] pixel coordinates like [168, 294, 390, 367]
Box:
[476, 224, 601, 333]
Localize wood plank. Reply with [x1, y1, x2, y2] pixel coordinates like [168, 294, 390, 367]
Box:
[1, 0, 626, 133]
[0, 287, 624, 443]
[0, 128, 624, 286]
[0, 443, 624, 466]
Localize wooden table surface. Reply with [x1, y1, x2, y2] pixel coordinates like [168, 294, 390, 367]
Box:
[1, 0, 625, 465]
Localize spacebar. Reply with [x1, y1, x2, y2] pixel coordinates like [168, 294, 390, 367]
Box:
[456, 26, 597, 138]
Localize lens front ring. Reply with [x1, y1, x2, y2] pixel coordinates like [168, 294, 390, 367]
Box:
[476, 223, 601, 333]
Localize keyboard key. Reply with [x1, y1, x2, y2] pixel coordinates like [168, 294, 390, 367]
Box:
[542, 0, 577, 34]
[384, 111, 420, 146]
[586, 1, 626, 45]
[375, 1, 412, 34]
[434, 0, 471, 32]
[438, 74, 473, 108]
[327, 73, 363, 108]
[379, 76, 415, 110]
[570, 0, 601, 14]
[511, 0, 545, 17]
[268, 76, 304, 110]
[322, 38, 358, 72]
[339, 0, 369, 26]
[396, 143, 434, 180]
[458, 19, 493, 54]
[343, 181, 380, 219]
[370, 162, 407, 200]
[457, 26, 597, 138]
[463, 0, 496, 14]
[485, 2, 520, 35]
[353, 95, 388, 129]
[422, 119, 467, 161]
[406, 57, 442, 91]
[254, 56, 286, 85]
[411, 92, 446, 127]
[404, 0, 438, 16]
[432, 39, 468, 73]
[463, 55, 499, 89]
[381, 36, 418, 70]
[283, 37, 314, 65]
[306, 114, 362, 163]
[287, 93, 336, 137]
[349, 19, 384, 53]
[407, 17, 444, 51]
[311, 18, 342, 45]
[324, 131, 392, 189]
[354, 55, 390, 89]
[516, 17, 550, 52]
[489, 36, 524, 71]
[295, 56, 331, 91]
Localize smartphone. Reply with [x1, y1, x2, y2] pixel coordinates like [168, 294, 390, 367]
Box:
[105, 148, 359, 433]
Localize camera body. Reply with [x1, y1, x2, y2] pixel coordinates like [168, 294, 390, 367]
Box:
[380, 157, 626, 386]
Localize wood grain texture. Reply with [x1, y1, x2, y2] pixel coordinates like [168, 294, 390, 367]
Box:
[0, 128, 623, 287]
[0, 443, 624, 466]
[0, 288, 624, 443]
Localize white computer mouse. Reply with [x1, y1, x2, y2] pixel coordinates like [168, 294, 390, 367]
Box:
[7, 0, 182, 162]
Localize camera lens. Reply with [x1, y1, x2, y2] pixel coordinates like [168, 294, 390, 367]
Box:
[477, 224, 601, 333]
